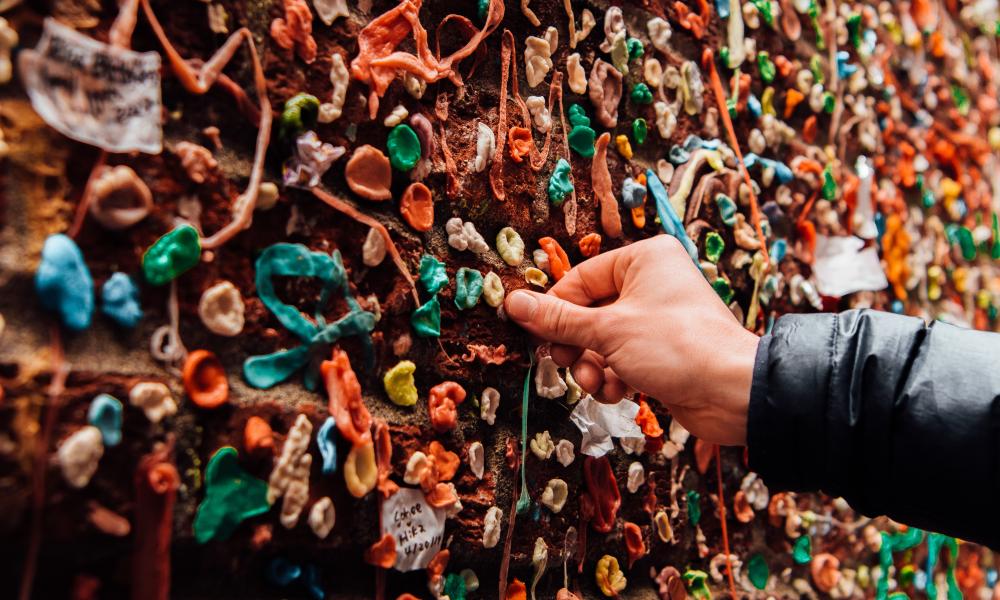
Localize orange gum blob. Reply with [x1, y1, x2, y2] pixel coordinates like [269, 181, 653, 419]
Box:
[321, 349, 373, 446]
[244, 416, 274, 454]
[400, 182, 434, 231]
[538, 237, 570, 281]
[182, 350, 229, 409]
[428, 381, 466, 433]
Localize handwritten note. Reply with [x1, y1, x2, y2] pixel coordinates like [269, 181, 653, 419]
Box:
[19, 18, 163, 154]
[380, 487, 446, 572]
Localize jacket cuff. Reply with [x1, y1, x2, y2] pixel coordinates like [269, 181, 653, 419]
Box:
[747, 313, 836, 492]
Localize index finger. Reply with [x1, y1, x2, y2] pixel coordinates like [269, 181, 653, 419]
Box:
[548, 243, 633, 306]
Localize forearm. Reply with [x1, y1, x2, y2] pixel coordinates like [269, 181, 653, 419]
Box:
[748, 309, 1000, 548]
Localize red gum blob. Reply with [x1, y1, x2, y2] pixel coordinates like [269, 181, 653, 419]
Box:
[635, 400, 664, 438]
[538, 237, 570, 281]
[425, 482, 459, 508]
[349, 0, 505, 119]
[508, 127, 533, 163]
[321, 349, 373, 446]
[506, 579, 527, 600]
[345, 145, 393, 201]
[182, 350, 229, 409]
[592, 133, 623, 239]
[365, 533, 398, 568]
[673, 0, 711, 39]
[694, 438, 714, 474]
[244, 416, 274, 454]
[623, 521, 646, 569]
[269, 0, 317, 64]
[428, 381, 466, 433]
[132, 444, 179, 600]
[428, 441, 459, 481]
[584, 456, 621, 533]
[578, 233, 601, 258]
[427, 549, 450, 591]
[400, 182, 434, 231]
[374, 420, 399, 498]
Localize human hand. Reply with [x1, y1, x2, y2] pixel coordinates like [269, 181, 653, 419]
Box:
[504, 235, 759, 446]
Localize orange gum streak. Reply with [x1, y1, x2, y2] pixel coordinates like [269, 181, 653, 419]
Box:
[19, 326, 68, 600]
[715, 445, 738, 598]
[704, 50, 751, 600]
[140, 0, 272, 249]
[489, 30, 565, 201]
[311, 188, 420, 306]
[703, 48, 771, 267]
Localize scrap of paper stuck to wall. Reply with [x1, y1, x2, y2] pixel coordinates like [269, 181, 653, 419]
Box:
[18, 18, 162, 154]
[380, 487, 447, 572]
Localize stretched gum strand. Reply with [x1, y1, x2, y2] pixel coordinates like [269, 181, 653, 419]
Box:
[75, 0, 272, 251]
[490, 29, 565, 201]
[702, 47, 770, 268]
[312, 187, 420, 305]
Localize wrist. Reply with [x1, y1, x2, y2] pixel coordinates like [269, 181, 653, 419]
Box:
[711, 329, 758, 446]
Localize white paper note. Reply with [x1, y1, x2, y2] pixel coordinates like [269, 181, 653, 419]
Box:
[19, 18, 163, 154]
[380, 487, 446, 572]
[812, 235, 889, 298]
[569, 395, 642, 457]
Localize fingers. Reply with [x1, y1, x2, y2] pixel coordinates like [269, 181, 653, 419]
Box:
[597, 368, 628, 404]
[568, 351, 628, 404]
[550, 343, 583, 367]
[505, 290, 610, 352]
[569, 350, 605, 393]
[548, 245, 631, 306]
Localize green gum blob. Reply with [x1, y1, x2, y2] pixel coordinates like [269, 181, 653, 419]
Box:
[792, 535, 812, 564]
[682, 569, 711, 600]
[822, 165, 838, 201]
[419, 254, 448, 295]
[279, 92, 320, 141]
[547, 158, 574, 205]
[411, 295, 441, 337]
[749, 0, 773, 26]
[568, 103, 591, 127]
[627, 37, 644, 61]
[991, 213, 1000, 259]
[847, 13, 863, 48]
[443, 573, 467, 600]
[956, 226, 977, 261]
[387, 124, 421, 171]
[568, 125, 596, 157]
[705, 232, 725, 263]
[454, 267, 484, 310]
[142, 224, 202, 286]
[712, 278, 734, 304]
[632, 118, 648, 145]
[747, 554, 769, 590]
[686, 490, 701, 525]
[193, 446, 270, 543]
[757, 52, 776, 84]
[630, 83, 654, 105]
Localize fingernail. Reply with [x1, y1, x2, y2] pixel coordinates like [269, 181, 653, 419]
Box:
[505, 290, 538, 322]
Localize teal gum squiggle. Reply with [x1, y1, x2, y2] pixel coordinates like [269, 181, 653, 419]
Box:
[243, 244, 375, 390]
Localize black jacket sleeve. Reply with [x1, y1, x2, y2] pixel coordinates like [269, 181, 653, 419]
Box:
[748, 308, 1000, 548]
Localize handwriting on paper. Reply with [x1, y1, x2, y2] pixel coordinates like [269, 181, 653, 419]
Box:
[380, 487, 446, 571]
[19, 18, 162, 154]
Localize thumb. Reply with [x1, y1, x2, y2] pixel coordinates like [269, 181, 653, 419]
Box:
[505, 290, 606, 352]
